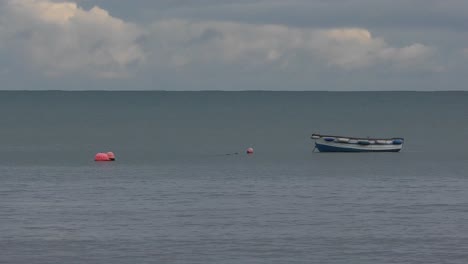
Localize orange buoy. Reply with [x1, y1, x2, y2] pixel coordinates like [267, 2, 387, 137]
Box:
[95, 153, 110, 161]
[246, 147, 254, 154]
[107, 152, 115, 161]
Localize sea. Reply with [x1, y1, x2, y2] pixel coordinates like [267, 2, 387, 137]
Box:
[0, 91, 467, 264]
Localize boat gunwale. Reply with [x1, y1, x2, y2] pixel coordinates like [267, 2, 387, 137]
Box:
[311, 133, 404, 141]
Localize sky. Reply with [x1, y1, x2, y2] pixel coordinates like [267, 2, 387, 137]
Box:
[0, 0, 467, 91]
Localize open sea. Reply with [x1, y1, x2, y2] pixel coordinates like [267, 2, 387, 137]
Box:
[1, 91, 468, 264]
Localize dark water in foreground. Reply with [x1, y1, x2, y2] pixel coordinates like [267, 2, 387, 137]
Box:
[1, 91, 468, 263]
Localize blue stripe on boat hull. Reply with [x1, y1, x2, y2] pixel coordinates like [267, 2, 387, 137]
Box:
[315, 143, 401, 153]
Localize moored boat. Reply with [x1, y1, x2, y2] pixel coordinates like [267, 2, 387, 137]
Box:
[311, 133, 404, 152]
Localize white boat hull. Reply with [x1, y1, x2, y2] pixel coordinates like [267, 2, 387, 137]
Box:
[314, 138, 403, 152]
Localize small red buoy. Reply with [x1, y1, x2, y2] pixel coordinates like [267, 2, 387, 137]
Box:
[107, 152, 115, 161]
[246, 147, 254, 154]
[95, 153, 110, 161]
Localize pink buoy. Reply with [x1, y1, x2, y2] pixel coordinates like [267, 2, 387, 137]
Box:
[107, 152, 115, 161]
[246, 147, 254, 154]
[95, 153, 110, 161]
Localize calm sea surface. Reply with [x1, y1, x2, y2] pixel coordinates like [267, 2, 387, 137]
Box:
[1, 91, 468, 263]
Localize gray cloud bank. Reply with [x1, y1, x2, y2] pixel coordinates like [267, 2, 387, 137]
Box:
[0, 0, 467, 90]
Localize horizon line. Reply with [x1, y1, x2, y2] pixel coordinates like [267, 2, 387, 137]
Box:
[0, 90, 467, 92]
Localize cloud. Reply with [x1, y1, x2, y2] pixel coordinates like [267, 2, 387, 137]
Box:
[0, 0, 439, 90]
[0, 0, 145, 78]
[147, 20, 434, 71]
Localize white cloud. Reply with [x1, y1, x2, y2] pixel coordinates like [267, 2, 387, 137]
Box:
[0, 1, 436, 83]
[147, 20, 434, 71]
[0, 0, 145, 78]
